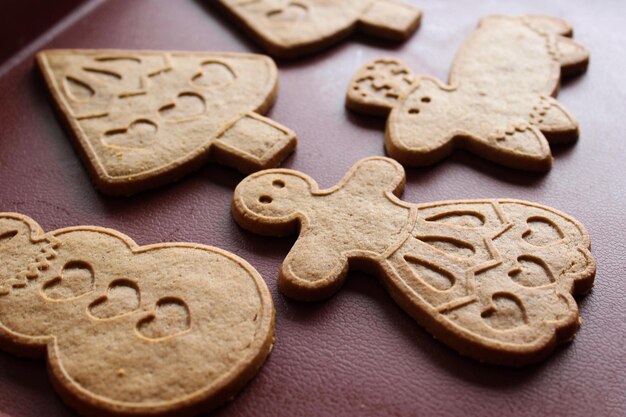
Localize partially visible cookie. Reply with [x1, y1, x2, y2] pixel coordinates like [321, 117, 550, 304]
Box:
[0, 212, 274, 416]
[37, 49, 297, 195]
[215, 0, 421, 58]
[346, 15, 590, 171]
[232, 157, 596, 365]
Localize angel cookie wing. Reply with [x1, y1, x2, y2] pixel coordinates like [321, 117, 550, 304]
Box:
[37, 49, 296, 195]
[386, 199, 595, 365]
[232, 157, 596, 365]
[346, 15, 589, 171]
[215, 0, 421, 58]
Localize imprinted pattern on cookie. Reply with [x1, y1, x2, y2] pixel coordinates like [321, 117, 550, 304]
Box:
[215, 0, 421, 58]
[232, 157, 595, 365]
[0, 212, 274, 417]
[346, 15, 590, 171]
[37, 49, 297, 195]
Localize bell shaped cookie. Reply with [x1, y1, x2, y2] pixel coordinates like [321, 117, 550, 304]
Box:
[232, 157, 595, 365]
[215, 0, 421, 58]
[37, 49, 297, 195]
[346, 15, 589, 171]
[0, 213, 274, 416]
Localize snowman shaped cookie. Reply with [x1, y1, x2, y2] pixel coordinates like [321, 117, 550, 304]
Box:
[0, 213, 274, 416]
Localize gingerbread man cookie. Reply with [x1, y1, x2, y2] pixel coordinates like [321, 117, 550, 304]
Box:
[232, 157, 595, 365]
[215, 0, 421, 58]
[346, 15, 589, 171]
[0, 213, 274, 416]
[37, 49, 296, 195]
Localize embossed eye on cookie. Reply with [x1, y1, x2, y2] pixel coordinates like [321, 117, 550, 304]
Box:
[36, 49, 297, 195]
[346, 15, 590, 171]
[0, 213, 274, 417]
[213, 0, 421, 58]
[232, 157, 596, 366]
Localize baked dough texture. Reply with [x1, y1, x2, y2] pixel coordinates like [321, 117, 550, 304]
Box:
[37, 49, 297, 195]
[233, 157, 595, 365]
[0, 212, 275, 416]
[346, 15, 589, 171]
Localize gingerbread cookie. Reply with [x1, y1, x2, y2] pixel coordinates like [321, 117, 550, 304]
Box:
[0, 213, 274, 416]
[232, 157, 595, 365]
[37, 49, 297, 195]
[346, 15, 589, 171]
[215, 0, 421, 58]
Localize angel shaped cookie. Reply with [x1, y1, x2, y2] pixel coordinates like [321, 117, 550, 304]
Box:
[0, 213, 274, 416]
[232, 157, 595, 365]
[215, 0, 421, 58]
[37, 49, 296, 195]
[346, 15, 589, 171]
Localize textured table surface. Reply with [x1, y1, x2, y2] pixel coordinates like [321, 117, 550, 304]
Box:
[0, 1, 624, 416]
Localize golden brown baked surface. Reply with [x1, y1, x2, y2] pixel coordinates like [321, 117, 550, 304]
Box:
[233, 157, 595, 365]
[37, 49, 297, 195]
[347, 15, 589, 171]
[0, 212, 275, 417]
[215, 0, 421, 58]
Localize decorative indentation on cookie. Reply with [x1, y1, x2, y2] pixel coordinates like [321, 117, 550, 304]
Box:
[424, 211, 486, 228]
[523, 216, 564, 246]
[64, 76, 95, 101]
[82, 67, 122, 82]
[418, 237, 475, 259]
[509, 255, 555, 287]
[158, 92, 206, 121]
[481, 293, 528, 330]
[94, 56, 141, 64]
[404, 256, 455, 291]
[266, 2, 309, 22]
[192, 60, 236, 89]
[136, 297, 191, 340]
[350, 59, 415, 108]
[103, 119, 158, 150]
[43, 261, 95, 300]
[88, 279, 141, 320]
[0, 229, 18, 242]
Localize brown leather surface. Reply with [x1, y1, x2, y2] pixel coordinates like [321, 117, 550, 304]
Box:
[0, 1, 624, 416]
[0, 0, 86, 66]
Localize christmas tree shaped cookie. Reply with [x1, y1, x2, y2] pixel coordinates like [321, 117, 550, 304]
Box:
[37, 49, 296, 195]
[216, 0, 421, 58]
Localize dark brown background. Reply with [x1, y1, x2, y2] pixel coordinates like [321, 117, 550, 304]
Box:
[0, 1, 624, 416]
